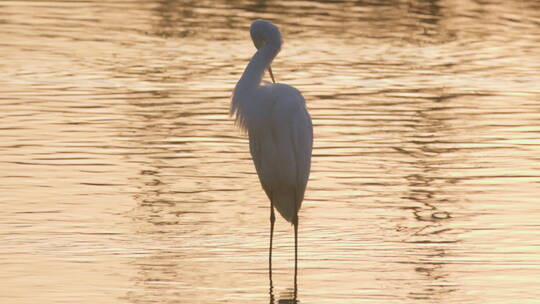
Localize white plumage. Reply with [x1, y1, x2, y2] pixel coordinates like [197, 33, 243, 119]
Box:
[230, 19, 313, 283]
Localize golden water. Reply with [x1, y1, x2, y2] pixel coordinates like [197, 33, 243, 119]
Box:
[1, 1, 540, 303]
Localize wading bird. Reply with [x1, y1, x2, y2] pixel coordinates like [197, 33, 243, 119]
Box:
[230, 19, 313, 288]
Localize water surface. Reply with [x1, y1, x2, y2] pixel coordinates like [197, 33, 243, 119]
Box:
[1, 1, 540, 303]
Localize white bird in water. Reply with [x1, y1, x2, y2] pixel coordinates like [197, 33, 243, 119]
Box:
[230, 19, 313, 290]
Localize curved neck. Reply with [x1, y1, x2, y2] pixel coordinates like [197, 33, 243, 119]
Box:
[236, 44, 280, 93]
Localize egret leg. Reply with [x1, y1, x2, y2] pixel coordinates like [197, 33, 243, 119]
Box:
[269, 202, 276, 276]
[268, 202, 276, 304]
[293, 215, 299, 300]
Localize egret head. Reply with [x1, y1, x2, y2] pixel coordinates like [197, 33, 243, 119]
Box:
[250, 19, 282, 52]
[250, 19, 281, 83]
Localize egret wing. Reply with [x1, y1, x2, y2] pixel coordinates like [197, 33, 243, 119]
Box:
[291, 105, 313, 206]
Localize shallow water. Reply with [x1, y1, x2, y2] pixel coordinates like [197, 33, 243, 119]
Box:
[1, 0, 540, 303]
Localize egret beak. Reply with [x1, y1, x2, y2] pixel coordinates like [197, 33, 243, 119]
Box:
[268, 66, 276, 83]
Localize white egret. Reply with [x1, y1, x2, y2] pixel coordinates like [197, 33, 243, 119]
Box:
[230, 19, 313, 286]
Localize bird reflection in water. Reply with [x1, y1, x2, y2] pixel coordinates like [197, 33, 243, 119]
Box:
[269, 268, 298, 304]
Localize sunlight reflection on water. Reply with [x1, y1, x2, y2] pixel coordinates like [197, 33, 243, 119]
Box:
[1, 1, 540, 303]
